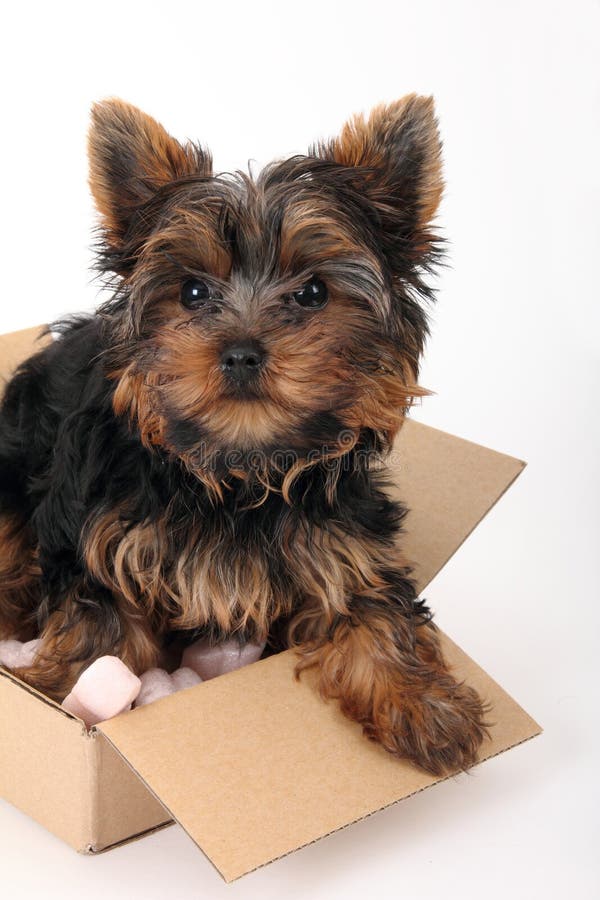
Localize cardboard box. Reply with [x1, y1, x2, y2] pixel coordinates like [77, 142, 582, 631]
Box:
[0, 325, 541, 882]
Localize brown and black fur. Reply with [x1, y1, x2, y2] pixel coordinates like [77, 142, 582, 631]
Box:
[0, 96, 488, 775]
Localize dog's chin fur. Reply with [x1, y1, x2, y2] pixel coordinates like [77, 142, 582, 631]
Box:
[0, 96, 490, 776]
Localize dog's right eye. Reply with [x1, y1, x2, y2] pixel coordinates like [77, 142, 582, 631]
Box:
[290, 276, 329, 309]
[181, 279, 212, 309]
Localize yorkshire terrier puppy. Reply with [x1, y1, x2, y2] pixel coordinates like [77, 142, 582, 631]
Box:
[0, 96, 487, 774]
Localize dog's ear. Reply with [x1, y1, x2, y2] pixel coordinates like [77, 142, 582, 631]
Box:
[88, 98, 212, 257]
[311, 94, 443, 270]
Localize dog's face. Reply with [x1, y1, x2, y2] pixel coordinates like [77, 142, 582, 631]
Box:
[89, 97, 443, 482]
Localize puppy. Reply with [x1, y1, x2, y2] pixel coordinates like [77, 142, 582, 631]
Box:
[0, 96, 487, 774]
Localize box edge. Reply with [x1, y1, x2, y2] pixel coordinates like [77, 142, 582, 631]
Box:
[223, 727, 542, 883]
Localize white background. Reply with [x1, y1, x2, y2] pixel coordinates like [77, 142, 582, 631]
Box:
[1, 1, 599, 898]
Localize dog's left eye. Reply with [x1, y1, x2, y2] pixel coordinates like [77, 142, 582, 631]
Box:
[181, 279, 214, 309]
[291, 276, 329, 309]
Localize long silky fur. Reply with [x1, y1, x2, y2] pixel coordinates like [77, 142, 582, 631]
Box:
[0, 96, 489, 775]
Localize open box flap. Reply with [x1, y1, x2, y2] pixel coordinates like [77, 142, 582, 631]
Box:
[389, 419, 525, 591]
[98, 636, 541, 882]
[96, 427, 534, 882]
[0, 324, 52, 383]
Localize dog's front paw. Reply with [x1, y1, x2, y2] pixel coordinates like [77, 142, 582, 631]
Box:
[365, 680, 490, 776]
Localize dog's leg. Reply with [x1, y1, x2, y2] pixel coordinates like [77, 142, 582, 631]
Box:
[12, 589, 162, 702]
[289, 575, 489, 776]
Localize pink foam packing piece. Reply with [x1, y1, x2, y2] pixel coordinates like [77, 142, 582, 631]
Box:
[170, 666, 202, 691]
[135, 668, 176, 707]
[1, 634, 263, 717]
[182, 637, 266, 681]
[62, 655, 141, 728]
[0, 638, 41, 669]
[0, 640, 24, 668]
[134, 667, 202, 708]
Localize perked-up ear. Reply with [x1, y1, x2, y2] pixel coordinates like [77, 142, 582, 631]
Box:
[88, 98, 212, 252]
[311, 94, 443, 271]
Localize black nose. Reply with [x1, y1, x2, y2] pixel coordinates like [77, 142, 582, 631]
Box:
[220, 342, 264, 381]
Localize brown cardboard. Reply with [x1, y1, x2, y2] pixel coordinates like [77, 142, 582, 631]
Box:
[98, 636, 540, 882]
[388, 421, 525, 592]
[0, 324, 52, 383]
[0, 667, 171, 851]
[0, 666, 92, 850]
[0, 323, 540, 878]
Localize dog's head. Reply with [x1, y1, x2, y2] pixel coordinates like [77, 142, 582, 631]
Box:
[89, 97, 443, 492]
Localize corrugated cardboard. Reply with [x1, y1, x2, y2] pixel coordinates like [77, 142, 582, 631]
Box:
[0, 324, 541, 879]
[99, 636, 539, 882]
[0, 666, 171, 853]
[0, 325, 53, 382]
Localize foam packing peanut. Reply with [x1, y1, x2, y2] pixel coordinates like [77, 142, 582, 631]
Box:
[135, 666, 203, 707]
[62, 655, 141, 728]
[182, 637, 266, 681]
[135, 668, 176, 707]
[2, 635, 263, 723]
[170, 666, 203, 690]
[0, 638, 41, 669]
